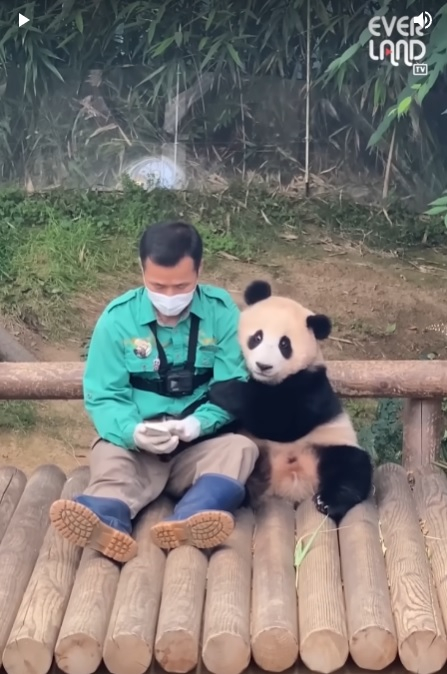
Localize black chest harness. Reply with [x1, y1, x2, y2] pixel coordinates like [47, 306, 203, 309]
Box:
[129, 314, 213, 398]
[129, 313, 240, 461]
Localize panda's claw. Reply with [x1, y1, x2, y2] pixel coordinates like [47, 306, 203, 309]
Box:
[314, 493, 329, 515]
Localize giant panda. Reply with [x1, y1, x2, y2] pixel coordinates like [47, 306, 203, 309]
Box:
[209, 280, 373, 523]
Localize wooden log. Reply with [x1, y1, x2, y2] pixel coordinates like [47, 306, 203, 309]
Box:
[0, 463, 66, 667]
[3, 466, 89, 674]
[412, 466, 447, 643]
[0, 466, 27, 543]
[402, 399, 444, 470]
[155, 546, 208, 673]
[251, 498, 298, 672]
[375, 463, 447, 674]
[338, 495, 397, 670]
[326, 360, 447, 398]
[55, 545, 121, 674]
[1, 360, 447, 400]
[103, 497, 172, 674]
[296, 498, 348, 673]
[202, 508, 254, 674]
[0, 324, 37, 362]
[0, 361, 83, 399]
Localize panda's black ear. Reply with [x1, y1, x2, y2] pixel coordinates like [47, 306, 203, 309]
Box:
[244, 280, 272, 305]
[307, 314, 331, 340]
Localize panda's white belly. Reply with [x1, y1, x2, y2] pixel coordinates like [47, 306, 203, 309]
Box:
[248, 412, 358, 504]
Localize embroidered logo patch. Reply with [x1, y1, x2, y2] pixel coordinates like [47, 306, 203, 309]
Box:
[199, 344, 218, 352]
[132, 338, 152, 358]
[200, 335, 216, 346]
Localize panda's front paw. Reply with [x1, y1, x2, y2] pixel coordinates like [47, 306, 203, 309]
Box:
[313, 492, 329, 516]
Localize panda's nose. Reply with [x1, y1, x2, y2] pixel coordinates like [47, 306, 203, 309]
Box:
[256, 362, 273, 372]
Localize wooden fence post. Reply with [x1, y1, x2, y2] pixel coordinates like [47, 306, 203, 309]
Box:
[402, 399, 445, 470]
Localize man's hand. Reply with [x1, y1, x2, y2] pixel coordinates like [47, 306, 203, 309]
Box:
[163, 416, 201, 442]
[133, 421, 179, 454]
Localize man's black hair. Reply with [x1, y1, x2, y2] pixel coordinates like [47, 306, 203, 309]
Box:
[139, 220, 203, 271]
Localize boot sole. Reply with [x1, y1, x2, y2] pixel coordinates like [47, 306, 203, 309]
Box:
[49, 499, 138, 563]
[150, 510, 234, 550]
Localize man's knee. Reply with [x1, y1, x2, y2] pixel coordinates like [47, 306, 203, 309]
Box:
[230, 434, 259, 482]
[169, 433, 260, 494]
[202, 433, 258, 483]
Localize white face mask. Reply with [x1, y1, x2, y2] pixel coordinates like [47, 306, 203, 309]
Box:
[147, 287, 196, 317]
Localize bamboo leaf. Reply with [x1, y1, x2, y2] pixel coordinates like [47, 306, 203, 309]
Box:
[200, 39, 223, 69]
[426, 206, 447, 215]
[358, 25, 372, 47]
[294, 515, 328, 569]
[325, 43, 361, 75]
[0, 26, 16, 48]
[367, 108, 396, 148]
[205, 9, 217, 31]
[151, 36, 175, 56]
[56, 32, 78, 49]
[75, 11, 83, 34]
[136, 64, 166, 87]
[397, 96, 412, 116]
[39, 55, 65, 82]
[146, 19, 157, 46]
[428, 195, 447, 207]
[227, 43, 244, 69]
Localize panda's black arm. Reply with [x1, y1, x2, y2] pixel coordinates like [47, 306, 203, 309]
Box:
[208, 379, 248, 417]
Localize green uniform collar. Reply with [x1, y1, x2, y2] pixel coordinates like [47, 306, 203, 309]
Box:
[138, 285, 204, 325]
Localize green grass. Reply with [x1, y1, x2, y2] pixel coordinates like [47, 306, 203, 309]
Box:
[1, 179, 446, 338]
[0, 401, 37, 430]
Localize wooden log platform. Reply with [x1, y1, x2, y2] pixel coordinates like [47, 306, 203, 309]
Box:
[2, 463, 447, 674]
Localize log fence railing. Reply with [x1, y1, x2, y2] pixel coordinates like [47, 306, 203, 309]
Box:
[0, 360, 446, 470]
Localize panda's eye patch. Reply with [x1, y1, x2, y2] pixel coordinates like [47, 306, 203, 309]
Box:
[279, 336, 292, 359]
[248, 330, 263, 350]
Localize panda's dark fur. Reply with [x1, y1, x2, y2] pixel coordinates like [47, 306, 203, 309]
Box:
[209, 280, 373, 524]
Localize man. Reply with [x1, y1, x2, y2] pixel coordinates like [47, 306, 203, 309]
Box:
[49, 220, 259, 563]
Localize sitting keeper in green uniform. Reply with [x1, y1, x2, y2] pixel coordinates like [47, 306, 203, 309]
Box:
[49, 220, 259, 563]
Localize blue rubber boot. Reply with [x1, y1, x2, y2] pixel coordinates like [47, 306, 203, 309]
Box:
[150, 473, 246, 550]
[75, 495, 133, 533]
[49, 494, 137, 563]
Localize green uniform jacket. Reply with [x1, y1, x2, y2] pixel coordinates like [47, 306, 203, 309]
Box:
[83, 284, 247, 450]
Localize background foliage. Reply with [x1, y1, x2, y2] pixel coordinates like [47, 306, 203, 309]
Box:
[0, 0, 446, 208]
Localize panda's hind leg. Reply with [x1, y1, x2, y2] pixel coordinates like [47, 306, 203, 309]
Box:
[313, 445, 373, 524]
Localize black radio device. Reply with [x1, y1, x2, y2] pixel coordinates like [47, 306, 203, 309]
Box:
[129, 314, 212, 397]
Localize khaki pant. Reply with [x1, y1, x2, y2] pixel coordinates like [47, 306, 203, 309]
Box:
[83, 433, 259, 519]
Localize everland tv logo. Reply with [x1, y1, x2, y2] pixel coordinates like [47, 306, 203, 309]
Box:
[368, 11, 432, 75]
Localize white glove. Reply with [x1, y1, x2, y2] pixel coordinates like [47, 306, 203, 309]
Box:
[163, 416, 201, 442]
[133, 421, 179, 454]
